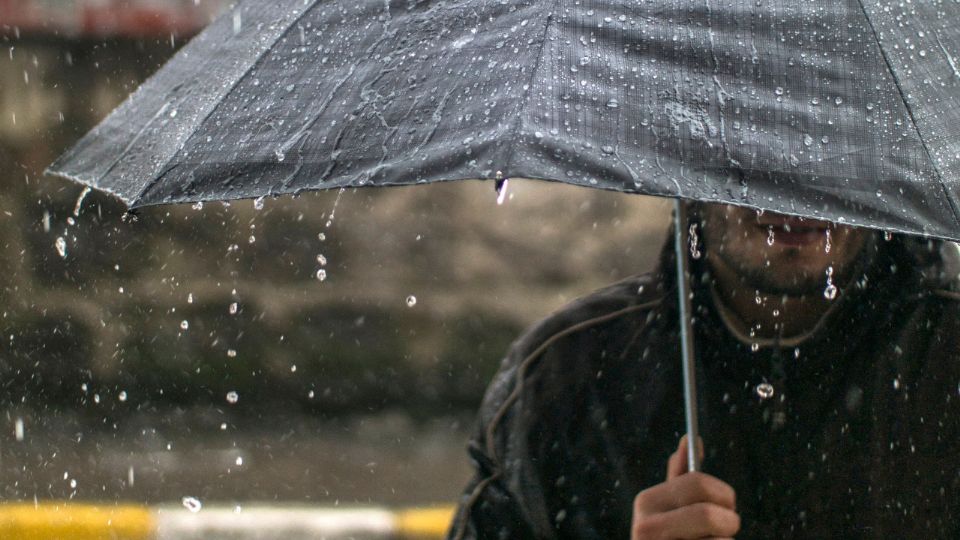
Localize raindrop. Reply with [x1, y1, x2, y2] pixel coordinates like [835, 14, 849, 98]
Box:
[226, 391, 239, 404]
[884, 231, 893, 241]
[14, 418, 24, 442]
[823, 266, 837, 300]
[182, 496, 203, 513]
[118, 391, 127, 402]
[600, 145, 615, 154]
[579, 56, 590, 66]
[834, 96, 843, 105]
[229, 302, 238, 315]
[821, 136, 830, 144]
[751, 343, 760, 352]
[316, 269, 327, 281]
[803, 134, 814, 147]
[180, 320, 189, 330]
[496, 178, 510, 205]
[767, 227, 775, 246]
[227, 349, 237, 358]
[893, 377, 901, 390]
[605, 98, 619, 109]
[192, 201, 204, 210]
[187, 293, 194, 304]
[688, 224, 702, 259]
[919, 50, 927, 57]
[774, 86, 784, 96]
[70, 479, 77, 489]
[235, 456, 244, 466]
[316, 254, 327, 266]
[755, 382, 775, 399]
[253, 197, 265, 210]
[55, 237, 67, 258]
[73, 186, 91, 217]
[318, 233, 326, 241]
[824, 229, 832, 253]
[406, 295, 417, 307]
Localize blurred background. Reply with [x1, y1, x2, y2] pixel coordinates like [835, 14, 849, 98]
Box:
[0, 0, 669, 532]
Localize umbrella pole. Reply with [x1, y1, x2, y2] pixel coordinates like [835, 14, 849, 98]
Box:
[672, 199, 701, 472]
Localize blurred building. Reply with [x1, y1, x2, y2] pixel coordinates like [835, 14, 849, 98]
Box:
[0, 0, 227, 38]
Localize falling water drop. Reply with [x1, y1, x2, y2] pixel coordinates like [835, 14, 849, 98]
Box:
[226, 391, 239, 404]
[316, 269, 327, 281]
[766, 227, 775, 246]
[406, 295, 417, 307]
[824, 229, 832, 253]
[182, 496, 203, 513]
[823, 266, 837, 300]
[688, 224, 702, 259]
[55, 237, 67, 258]
[496, 178, 510, 205]
[884, 231, 893, 241]
[253, 197, 265, 210]
[755, 382, 775, 399]
[229, 302, 238, 315]
[180, 320, 189, 330]
[192, 201, 204, 210]
[118, 391, 127, 402]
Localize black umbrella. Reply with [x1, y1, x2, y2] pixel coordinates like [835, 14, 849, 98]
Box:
[47, 0, 960, 471]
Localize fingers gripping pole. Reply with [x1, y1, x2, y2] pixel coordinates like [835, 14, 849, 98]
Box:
[672, 199, 701, 472]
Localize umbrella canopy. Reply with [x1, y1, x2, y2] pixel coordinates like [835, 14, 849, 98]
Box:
[47, 0, 960, 241]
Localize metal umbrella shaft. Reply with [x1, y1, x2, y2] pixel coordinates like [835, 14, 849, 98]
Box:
[673, 199, 700, 472]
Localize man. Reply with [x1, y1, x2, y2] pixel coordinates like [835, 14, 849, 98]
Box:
[448, 202, 960, 539]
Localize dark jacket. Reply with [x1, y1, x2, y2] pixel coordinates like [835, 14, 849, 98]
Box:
[449, 236, 960, 539]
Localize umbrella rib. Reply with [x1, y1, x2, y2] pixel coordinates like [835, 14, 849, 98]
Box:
[131, 0, 321, 206]
[854, 0, 960, 232]
[502, 9, 556, 175]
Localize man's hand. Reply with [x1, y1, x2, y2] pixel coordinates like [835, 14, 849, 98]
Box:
[630, 436, 740, 539]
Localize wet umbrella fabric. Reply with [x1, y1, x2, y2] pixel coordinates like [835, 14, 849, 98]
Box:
[48, 0, 960, 241]
[47, 0, 960, 472]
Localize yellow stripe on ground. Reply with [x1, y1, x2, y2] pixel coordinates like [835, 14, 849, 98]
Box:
[395, 506, 455, 539]
[0, 503, 154, 540]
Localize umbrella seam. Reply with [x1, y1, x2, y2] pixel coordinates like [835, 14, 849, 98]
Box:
[131, 0, 320, 206]
[854, 0, 960, 233]
[502, 9, 555, 175]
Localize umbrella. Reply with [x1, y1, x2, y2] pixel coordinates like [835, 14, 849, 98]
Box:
[46, 0, 960, 471]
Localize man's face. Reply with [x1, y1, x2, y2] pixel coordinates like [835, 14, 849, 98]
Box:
[699, 203, 871, 296]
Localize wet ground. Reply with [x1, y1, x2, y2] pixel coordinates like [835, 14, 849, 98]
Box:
[1, 407, 474, 507]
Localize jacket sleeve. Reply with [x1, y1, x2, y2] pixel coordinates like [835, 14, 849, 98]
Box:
[446, 357, 540, 540]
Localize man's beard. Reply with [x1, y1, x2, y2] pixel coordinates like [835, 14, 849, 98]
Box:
[715, 248, 831, 296]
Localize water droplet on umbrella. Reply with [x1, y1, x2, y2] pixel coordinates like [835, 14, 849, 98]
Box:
[406, 295, 417, 307]
[55, 237, 67, 258]
[226, 391, 239, 404]
[180, 320, 189, 330]
[579, 56, 590, 66]
[605, 98, 619, 109]
[601, 145, 614, 154]
[182, 496, 202, 513]
[14, 418, 24, 441]
[834, 96, 843, 105]
[774, 86, 784, 96]
[803, 134, 813, 147]
[821, 136, 830, 144]
[755, 382, 775, 399]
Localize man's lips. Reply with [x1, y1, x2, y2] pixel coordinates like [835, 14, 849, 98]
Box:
[756, 220, 829, 247]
